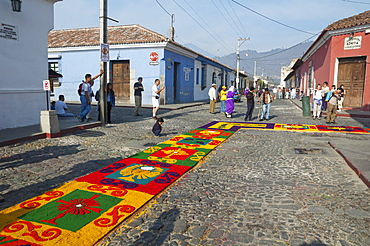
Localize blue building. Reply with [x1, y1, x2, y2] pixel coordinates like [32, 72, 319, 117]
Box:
[48, 25, 247, 105]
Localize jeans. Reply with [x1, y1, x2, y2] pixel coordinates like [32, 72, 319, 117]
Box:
[220, 100, 226, 112]
[79, 95, 91, 121]
[261, 103, 271, 119]
[153, 129, 161, 136]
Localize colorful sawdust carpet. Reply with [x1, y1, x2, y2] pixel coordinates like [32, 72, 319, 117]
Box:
[1, 121, 369, 245]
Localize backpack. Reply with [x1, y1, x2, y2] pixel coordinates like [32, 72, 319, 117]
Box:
[77, 82, 84, 95]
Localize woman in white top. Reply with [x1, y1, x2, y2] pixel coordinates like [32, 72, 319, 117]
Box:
[312, 84, 324, 120]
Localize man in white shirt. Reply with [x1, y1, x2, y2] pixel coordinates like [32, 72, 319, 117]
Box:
[151, 79, 165, 120]
[208, 83, 217, 113]
[55, 95, 74, 117]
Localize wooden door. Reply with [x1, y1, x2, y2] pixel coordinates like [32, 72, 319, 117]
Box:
[112, 61, 130, 101]
[337, 57, 366, 108]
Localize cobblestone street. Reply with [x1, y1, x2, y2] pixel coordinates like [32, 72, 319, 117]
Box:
[1, 98, 370, 245]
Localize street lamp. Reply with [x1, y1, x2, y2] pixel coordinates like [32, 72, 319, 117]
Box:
[11, 0, 21, 12]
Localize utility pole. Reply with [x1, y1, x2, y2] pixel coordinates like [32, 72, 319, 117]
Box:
[100, 0, 107, 126]
[170, 14, 175, 41]
[236, 38, 249, 91]
[99, 0, 118, 126]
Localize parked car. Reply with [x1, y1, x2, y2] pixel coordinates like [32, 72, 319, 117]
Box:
[233, 91, 241, 102]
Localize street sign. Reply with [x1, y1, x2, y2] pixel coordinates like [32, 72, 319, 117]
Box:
[150, 51, 159, 62]
[101, 43, 109, 62]
[43, 80, 50, 91]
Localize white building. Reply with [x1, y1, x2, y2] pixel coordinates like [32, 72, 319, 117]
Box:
[0, 0, 61, 130]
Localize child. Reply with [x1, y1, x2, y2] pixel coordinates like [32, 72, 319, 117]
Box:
[152, 117, 164, 136]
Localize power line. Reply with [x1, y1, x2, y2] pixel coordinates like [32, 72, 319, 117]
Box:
[341, 0, 370, 4]
[231, 0, 316, 35]
[182, 0, 232, 52]
[210, 0, 241, 37]
[217, 0, 245, 37]
[246, 32, 320, 60]
[172, 0, 233, 54]
[155, 0, 172, 16]
[227, 0, 250, 38]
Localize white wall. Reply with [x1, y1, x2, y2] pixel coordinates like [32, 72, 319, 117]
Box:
[0, 0, 57, 130]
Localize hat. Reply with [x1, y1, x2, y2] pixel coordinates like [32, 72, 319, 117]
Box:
[222, 86, 227, 89]
[249, 86, 255, 91]
[212, 83, 216, 86]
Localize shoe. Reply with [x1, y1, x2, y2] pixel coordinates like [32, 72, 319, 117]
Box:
[259, 119, 263, 121]
[249, 118, 252, 121]
[317, 117, 321, 120]
[152, 116, 158, 120]
[312, 116, 316, 120]
[332, 121, 336, 124]
[135, 114, 143, 116]
[326, 122, 330, 124]
[244, 118, 248, 121]
[266, 118, 270, 121]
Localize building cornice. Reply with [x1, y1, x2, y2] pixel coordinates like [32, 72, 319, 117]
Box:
[302, 24, 370, 62]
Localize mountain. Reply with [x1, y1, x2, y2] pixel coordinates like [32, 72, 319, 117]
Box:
[214, 41, 313, 82]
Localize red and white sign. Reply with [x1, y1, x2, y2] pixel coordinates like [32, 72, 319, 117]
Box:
[150, 51, 159, 62]
[43, 80, 50, 91]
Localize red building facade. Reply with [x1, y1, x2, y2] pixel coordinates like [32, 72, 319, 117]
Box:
[297, 10, 370, 110]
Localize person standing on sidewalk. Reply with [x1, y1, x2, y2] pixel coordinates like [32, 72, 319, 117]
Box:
[244, 86, 255, 121]
[208, 83, 217, 114]
[338, 84, 345, 112]
[322, 81, 330, 111]
[258, 88, 274, 121]
[133, 77, 144, 116]
[79, 70, 104, 122]
[218, 86, 227, 113]
[326, 88, 343, 124]
[152, 79, 165, 120]
[312, 84, 324, 120]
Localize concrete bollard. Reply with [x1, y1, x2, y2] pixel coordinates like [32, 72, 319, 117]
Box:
[40, 110, 61, 138]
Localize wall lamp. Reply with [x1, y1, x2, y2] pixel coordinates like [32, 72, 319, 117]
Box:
[11, 0, 22, 12]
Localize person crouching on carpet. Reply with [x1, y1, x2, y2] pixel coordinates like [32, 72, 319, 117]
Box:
[152, 117, 164, 136]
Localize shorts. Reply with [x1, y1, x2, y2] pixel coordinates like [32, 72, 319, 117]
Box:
[152, 97, 160, 108]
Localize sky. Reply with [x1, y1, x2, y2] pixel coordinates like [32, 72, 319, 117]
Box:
[54, 0, 370, 58]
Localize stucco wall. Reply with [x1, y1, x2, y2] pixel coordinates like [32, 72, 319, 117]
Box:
[0, 0, 56, 130]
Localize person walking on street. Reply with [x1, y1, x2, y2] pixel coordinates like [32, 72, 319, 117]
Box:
[258, 88, 274, 121]
[312, 84, 324, 120]
[79, 70, 104, 122]
[152, 79, 165, 120]
[218, 86, 227, 113]
[225, 86, 235, 118]
[208, 83, 217, 114]
[55, 95, 74, 117]
[244, 86, 255, 121]
[96, 83, 115, 123]
[326, 88, 343, 124]
[134, 77, 144, 116]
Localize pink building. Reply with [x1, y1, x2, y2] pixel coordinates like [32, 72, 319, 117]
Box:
[296, 10, 370, 110]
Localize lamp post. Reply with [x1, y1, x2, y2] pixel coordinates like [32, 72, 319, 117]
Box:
[11, 0, 21, 12]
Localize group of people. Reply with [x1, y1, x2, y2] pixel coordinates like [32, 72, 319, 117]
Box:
[311, 82, 345, 124]
[209, 84, 236, 118]
[209, 85, 275, 121]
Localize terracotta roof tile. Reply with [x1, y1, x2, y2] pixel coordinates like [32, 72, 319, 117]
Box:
[325, 10, 370, 31]
[48, 24, 168, 48]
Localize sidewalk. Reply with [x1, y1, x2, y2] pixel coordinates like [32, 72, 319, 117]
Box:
[290, 98, 370, 118]
[0, 101, 207, 147]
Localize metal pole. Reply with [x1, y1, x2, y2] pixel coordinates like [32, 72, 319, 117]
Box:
[100, 0, 107, 126]
[236, 38, 240, 90]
